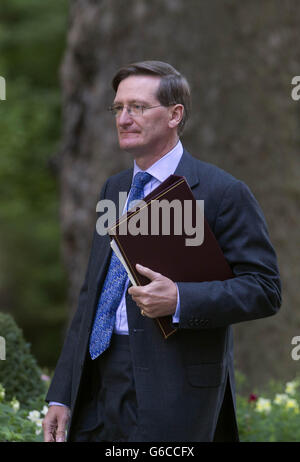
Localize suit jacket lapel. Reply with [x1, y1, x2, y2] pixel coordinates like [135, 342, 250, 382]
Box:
[92, 168, 133, 287]
[110, 168, 134, 217]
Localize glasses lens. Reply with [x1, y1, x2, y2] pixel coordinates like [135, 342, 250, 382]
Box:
[109, 104, 145, 116]
[128, 104, 143, 116]
[109, 105, 122, 116]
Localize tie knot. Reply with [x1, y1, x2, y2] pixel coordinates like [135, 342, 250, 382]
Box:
[132, 172, 152, 190]
[126, 172, 152, 212]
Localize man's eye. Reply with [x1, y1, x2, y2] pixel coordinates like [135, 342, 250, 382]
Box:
[114, 105, 123, 112]
[132, 104, 143, 110]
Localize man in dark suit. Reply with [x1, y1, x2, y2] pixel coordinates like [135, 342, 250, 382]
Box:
[43, 61, 281, 442]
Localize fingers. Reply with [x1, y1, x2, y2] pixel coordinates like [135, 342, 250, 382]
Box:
[43, 422, 55, 442]
[43, 405, 70, 442]
[128, 264, 161, 298]
[128, 264, 176, 317]
[43, 410, 56, 442]
[128, 264, 162, 312]
[127, 287, 151, 316]
[56, 429, 66, 442]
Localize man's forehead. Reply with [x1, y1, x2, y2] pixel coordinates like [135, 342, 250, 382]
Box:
[114, 75, 161, 101]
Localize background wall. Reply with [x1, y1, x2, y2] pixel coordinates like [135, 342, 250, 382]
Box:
[0, 0, 299, 391]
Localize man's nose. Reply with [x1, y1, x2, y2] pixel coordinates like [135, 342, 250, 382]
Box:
[118, 107, 133, 126]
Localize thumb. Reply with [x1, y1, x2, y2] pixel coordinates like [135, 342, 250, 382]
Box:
[136, 264, 161, 281]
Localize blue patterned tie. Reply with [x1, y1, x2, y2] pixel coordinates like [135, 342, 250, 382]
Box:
[89, 171, 152, 359]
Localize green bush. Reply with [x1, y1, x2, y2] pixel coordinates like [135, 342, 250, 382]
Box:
[0, 384, 45, 442]
[237, 377, 300, 441]
[0, 312, 46, 406]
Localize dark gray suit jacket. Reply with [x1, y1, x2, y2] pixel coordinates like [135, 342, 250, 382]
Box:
[46, 149, 281, 441]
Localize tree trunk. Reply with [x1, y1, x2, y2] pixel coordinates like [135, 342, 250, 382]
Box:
[58, 0, 300, 388]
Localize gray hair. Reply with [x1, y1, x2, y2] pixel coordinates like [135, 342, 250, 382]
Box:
[112, 60, 191, 135]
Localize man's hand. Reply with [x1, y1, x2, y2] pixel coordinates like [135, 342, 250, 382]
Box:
[128, 264, 178, 318]
[42, 405, 70, 442]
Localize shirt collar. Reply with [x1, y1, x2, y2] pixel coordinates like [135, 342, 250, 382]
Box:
[133, 140, 183, 183]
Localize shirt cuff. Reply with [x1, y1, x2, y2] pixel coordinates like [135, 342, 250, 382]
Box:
[49, 401, 69, 407]
[172, 283, 180, 324]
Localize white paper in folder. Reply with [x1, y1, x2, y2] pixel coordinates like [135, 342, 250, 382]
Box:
[110, 239, 137, 286]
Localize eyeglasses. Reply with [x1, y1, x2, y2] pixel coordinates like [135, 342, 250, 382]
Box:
[108, 103, 163, 117]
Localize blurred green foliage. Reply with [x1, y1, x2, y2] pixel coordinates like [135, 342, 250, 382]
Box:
[0, 0, 68, 367]
[0, 312, 46, 406]
[236, 372, 300, 442]
[0, 395, 45, 442]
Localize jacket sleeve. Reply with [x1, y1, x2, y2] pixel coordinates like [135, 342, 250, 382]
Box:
[176, 180, 281, 330]
[45, 180, 108, 405]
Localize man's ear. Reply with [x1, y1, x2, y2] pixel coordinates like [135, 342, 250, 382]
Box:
[168, 104, 184, 129]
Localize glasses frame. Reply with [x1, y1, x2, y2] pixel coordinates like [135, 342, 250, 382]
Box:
[108, 103, 165, 117]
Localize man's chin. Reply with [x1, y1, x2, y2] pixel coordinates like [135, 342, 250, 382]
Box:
[119, 140, 143, 154]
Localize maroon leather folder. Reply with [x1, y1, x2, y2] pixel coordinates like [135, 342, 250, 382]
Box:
[108, 175, 234, 338]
